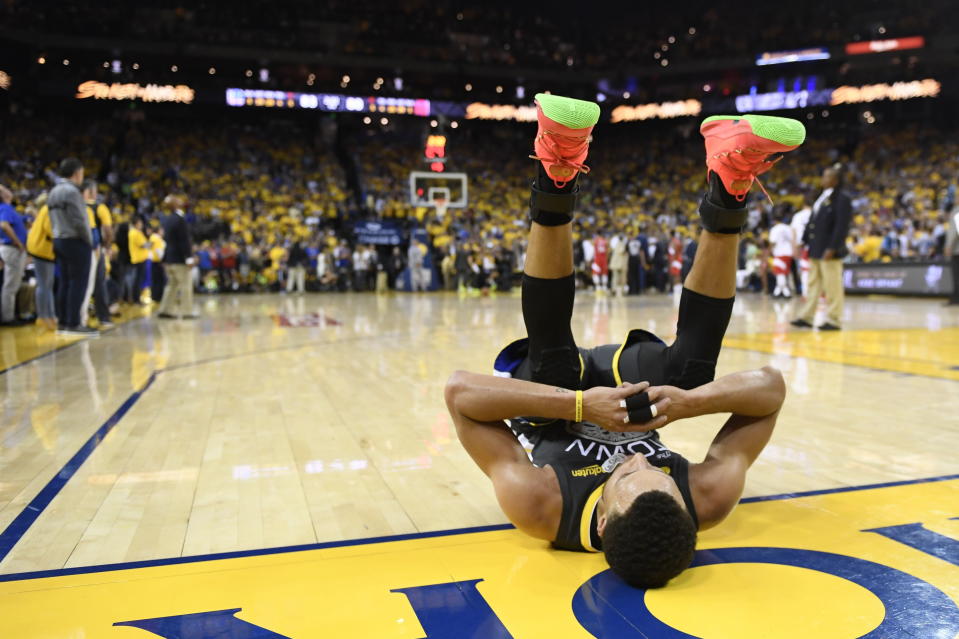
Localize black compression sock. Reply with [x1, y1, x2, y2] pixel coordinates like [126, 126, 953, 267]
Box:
[698, 173, 749, 234]
[706, 172, 747, 209]
[535, 165, 578, 194]
[530, 166, 579, 226]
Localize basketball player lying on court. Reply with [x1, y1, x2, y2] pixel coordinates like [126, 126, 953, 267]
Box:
[446, 95, 806, 588]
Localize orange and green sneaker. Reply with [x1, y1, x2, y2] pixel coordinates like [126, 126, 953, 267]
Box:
[531, 93, 601, 188]
[700, 114, 806, 202]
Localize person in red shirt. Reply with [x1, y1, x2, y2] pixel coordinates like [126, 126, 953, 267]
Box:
[668, 231, 683, 291]
[592, 232, 609, 292]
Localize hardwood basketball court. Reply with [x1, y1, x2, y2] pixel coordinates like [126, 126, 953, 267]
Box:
[0, 291, 957, 638]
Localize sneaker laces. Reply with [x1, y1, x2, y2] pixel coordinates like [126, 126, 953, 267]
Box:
[711, 147, 781, 203]
[529, 130, 592, 188]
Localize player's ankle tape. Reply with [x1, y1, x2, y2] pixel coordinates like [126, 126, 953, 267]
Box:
[530, 181, 578, 226]
[699, 197, 748, 234]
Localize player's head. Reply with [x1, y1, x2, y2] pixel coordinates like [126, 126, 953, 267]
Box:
[596, 453, 697, 588]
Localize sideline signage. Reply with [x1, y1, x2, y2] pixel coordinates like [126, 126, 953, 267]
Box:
[75, 81, 194, 104]
[844, 261, 952, 296]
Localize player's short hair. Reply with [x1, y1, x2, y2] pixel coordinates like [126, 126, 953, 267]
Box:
[82, 179, 97, 193]
[59, 158, 83, 178]
[603, 490, 697, 588]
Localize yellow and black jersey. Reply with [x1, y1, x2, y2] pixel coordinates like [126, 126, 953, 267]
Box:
[494, 336, 699, 552]
[507, 415, 697, 553]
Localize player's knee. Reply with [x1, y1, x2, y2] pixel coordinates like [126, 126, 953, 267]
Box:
[760, 365, 787, 406]
[444, 370, 470, 411]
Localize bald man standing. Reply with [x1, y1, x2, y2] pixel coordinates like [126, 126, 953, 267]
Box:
[792, 165, 852, 331]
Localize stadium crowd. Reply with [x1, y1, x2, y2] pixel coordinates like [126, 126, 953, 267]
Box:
[0, 113, 956, 332]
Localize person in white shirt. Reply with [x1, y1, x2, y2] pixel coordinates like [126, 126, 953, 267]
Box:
[353, 245, 369, 291]
[790, 203, 812, 295]
[769, 213, 795, 298]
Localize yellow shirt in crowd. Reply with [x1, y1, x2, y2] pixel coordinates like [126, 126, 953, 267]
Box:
[27, 205, 55, 261]
[129, 227, 152, 264]
[149, 232, 166, 262]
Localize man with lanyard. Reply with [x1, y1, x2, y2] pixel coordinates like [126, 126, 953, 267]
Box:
[446, 97, 799, 588]
[0, 184, 29, 325]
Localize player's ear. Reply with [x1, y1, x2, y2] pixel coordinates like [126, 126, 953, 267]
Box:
[596, 497, 609, 537]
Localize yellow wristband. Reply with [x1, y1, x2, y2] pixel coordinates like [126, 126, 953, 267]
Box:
[575, 390, 583, 423]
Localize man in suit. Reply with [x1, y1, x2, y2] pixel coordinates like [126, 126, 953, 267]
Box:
[157, 195, 197, 319]
[947, 208, 959, 306]
[791, 165, 852, 331]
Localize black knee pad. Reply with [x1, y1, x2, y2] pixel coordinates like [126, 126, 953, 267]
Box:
[529, 181, 578, 226]
[668, 359, 717, 390]
[698, 197, 747, 235]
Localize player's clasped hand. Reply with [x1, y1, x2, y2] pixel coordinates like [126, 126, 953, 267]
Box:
[582, 382, 672, 432]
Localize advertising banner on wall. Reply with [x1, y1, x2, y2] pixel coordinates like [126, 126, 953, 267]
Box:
[844, 262, 952, 296]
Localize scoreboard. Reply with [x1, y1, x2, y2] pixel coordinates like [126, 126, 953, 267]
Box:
[225, 89, 431, 116]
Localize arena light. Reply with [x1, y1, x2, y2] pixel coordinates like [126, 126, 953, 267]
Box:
[756, 47, 830, 66]
[464, 102, 537, 122]
[0, 71, 10, 91]
[846, 36, 924, 55]
[830, 79, 940, 105]
[610, 99, 702, 122]
[76, 80, 195, 104]
[225, 88, 431, 116]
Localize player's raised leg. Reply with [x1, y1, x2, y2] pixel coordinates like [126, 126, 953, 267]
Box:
[522, 93, 599, 389]
[661, 115, 806, 388]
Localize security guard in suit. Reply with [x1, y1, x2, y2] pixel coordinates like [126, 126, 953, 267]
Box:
[792, 164, 852, 330]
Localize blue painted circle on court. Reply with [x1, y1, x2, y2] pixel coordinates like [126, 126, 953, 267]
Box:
[571, 546, 959, 638]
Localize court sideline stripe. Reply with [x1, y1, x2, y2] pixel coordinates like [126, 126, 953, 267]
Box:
[1, 472, 956, 584]
[0, 372, 159, 565]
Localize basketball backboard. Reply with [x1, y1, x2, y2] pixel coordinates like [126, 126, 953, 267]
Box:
[408, 172, 468, 208]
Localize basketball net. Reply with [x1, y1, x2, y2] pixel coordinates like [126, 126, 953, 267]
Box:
[434, 197, 449, 219]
